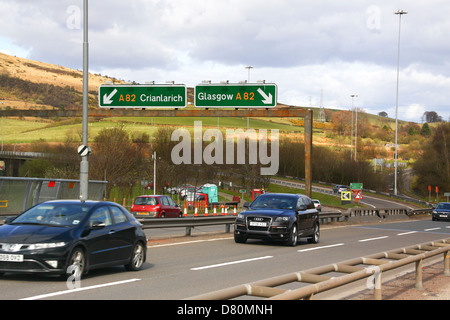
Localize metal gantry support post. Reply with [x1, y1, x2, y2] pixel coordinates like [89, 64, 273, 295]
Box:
[304, 109, 313, 198]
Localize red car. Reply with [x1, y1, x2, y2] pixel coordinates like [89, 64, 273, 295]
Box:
[131, 195, 182, 218]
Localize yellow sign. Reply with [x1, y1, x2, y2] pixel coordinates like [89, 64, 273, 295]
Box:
[341, 191, 351, 201]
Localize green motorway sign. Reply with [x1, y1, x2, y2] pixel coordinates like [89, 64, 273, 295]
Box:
[195, 83, 277, 108]
[99, 84, 187, 108]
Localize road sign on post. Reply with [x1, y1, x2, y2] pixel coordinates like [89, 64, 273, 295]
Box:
[99, 84, 187, 108]
[195, 83, 277, 108]
[341, 191, 351, 205]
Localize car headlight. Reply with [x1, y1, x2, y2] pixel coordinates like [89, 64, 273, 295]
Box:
[275, 216, 289, 222]
[237, 213, 245, 219]
[26, 242, 67, 250]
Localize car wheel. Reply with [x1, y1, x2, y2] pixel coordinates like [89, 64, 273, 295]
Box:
[125, 242, 145, 271]
[308, 223, 320, 244]
[64, 247, 85, 280]
[286, 225, 298, 246]
[234, 233, 247, 243]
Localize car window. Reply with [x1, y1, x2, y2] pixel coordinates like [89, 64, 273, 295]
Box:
[11, 202, 93, 227]
[89, 206, 112, 227]
[251, 195, 296, 209]
[110, 206, 128, 224]
[135, 197, 158, 205]
[161, 196, 170, 206]
[437, 203, 450, 210]
[297, 197, 314, 210]
[167, 197, 176, 206]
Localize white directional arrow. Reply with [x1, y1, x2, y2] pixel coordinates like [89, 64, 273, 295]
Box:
[257, 88, 273, 105]
[103, 89, 118, 105]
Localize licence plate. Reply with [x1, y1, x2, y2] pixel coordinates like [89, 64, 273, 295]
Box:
[0, 254, 24, 262]
[250, 221, 268, 227]
[137, 212, 149, 216]
[440, 214, 448, 218]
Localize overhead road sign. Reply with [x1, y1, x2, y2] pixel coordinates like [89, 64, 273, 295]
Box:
[99, 84, 187, 108]
[195, 83, 277, 108]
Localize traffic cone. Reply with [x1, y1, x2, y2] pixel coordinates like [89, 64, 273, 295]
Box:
[225, 206, 228, 215]
[183, 204, 187, 217]
[205, 205, 208, 216]
[213, 205, 217, 216]
[233, 206, 237, 215]
[194, 204, 198, 217]
[221, 205, 224, 215]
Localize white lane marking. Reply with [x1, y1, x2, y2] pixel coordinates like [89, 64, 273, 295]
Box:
[298, 243, 344, 252]
[424, 227, 441, 231]
[21, 279, 141, 300]
[358, 236, 389, 242]
[397, 231, 418, 236]
[149, 237, 233, 248]
[191, 256, 273, 271]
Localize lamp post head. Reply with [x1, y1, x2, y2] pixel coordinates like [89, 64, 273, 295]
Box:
[395, 10, 408, 15]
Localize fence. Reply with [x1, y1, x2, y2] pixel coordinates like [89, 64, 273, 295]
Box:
[187, 237, 450, 300]
[0, 177, 107, 214]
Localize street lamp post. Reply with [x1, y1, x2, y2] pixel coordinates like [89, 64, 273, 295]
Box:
[394, 10, 407, 196]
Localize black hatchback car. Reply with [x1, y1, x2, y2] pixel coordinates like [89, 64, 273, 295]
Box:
[234, 193, 320, 246]
[0, 200, 147, 279]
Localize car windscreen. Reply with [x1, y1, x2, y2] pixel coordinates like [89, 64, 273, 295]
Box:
[11, 203, 94, 227]
[250, 195, 296, 210]
[436, 203, 450, 210]
[134, 197, 158, 205]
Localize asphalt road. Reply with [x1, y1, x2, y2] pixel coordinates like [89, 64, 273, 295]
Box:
[1, 218, 449, 300]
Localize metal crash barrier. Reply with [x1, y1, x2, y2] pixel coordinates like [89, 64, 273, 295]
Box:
[187, 238, 450, 300]
[0, 177, 107, 214]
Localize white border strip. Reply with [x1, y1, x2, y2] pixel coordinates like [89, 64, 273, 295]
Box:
[191, 256, 273, 271]
[21, 278, 141, 300]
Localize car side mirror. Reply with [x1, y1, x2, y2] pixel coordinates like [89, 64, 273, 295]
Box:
[243, 201, 250, 208]
[90, 221, 106, 229]
[297, 204, 307, 211]
[3, 216, 15, 224]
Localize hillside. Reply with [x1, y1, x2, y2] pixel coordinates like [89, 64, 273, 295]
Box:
[0, 52, 116, 110]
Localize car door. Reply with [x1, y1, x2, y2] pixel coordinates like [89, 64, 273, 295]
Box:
[108, 205, 134, 261]
[166, 196, 180, 217]
[85, 206, 115, 266]
[303, 197, 316, 230]
[161, 196, 174, 217]
[296, 197, 310, 233]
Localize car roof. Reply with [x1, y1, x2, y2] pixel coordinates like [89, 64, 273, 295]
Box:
[258, 193, 304, 198]
[136, 195, 164, 198]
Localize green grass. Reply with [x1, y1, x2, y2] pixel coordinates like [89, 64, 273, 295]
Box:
[1, 116, 305, 144]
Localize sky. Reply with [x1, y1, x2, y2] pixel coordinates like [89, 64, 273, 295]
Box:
[0, 0, 449, 123]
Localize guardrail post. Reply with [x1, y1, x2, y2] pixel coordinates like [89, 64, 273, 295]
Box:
[225, 224, 231, 233]
[445, 251, 450, 277]
[373, 271, 382, 300]
[415, 259, 423, 290]
[185, 227, 192, 236]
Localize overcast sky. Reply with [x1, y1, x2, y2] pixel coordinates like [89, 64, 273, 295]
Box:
[0, 0, 449, 122]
